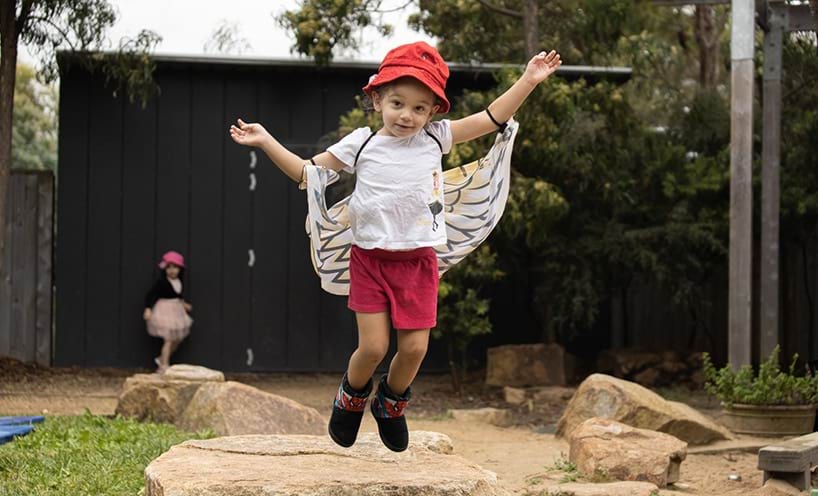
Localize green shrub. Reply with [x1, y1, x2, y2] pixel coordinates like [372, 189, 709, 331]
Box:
[702, 346, 818, 407]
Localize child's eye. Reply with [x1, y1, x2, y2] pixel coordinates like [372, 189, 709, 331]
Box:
[415, 106, 426, 112]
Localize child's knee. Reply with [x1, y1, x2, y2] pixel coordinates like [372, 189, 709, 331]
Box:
[357, 342, 388, 365]
[398, 340, 428, 362]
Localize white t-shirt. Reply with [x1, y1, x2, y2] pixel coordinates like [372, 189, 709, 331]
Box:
[327, 120, 452, 250]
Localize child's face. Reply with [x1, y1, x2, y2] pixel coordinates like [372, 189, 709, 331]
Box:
[372, 78, 440, 138]
[165, 263, 181, 279]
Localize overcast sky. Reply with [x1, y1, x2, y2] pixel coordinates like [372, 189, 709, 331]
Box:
[20, 0, 435, 65]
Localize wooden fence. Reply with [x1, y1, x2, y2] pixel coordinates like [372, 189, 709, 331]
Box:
[0, 170, 54, 366]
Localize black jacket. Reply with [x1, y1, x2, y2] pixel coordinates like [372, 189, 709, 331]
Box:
[144, 277, 184, 309]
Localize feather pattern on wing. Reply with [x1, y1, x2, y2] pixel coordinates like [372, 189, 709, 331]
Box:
[305, 119, 518, 296]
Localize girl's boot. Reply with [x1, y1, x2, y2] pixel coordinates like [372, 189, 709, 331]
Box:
[328, 373, 372, 447]
[370, 374, 412, 452]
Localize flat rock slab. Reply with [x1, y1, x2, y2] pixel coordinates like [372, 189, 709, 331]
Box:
[542, 481, 659, 496]
[145, 432, 502, 496]
[162, 364, 225, 382]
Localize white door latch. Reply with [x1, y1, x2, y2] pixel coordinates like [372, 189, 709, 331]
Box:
[249, 150, 257, 169]
[248, 249, 255, 267]
[249, 172, 256, 191]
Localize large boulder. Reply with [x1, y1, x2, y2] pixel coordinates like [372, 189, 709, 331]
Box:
[177, 381, 326, 436]
[144, 432, 502, 496]
[486, 343, 575, 387]
[115, 373, 205, 423]
[569, 418, 687, 487]
[115, 364, 225, 423]
[556, 374, 732, 445]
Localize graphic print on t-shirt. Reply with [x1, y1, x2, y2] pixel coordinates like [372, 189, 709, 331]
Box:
[427, 171, 443, 231]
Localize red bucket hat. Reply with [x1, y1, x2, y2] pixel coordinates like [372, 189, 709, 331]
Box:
[158, 251, 185, 269]
[363, 41, 451, 114]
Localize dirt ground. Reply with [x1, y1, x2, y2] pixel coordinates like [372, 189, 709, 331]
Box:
[0, 357, 784, 495]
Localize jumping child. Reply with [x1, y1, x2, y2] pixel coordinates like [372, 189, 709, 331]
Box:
[229, 41, 561, 451]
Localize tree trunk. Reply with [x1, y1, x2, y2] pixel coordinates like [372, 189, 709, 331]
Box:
[695, 5, 721, 88]
[522, 0, 539, 59]
[0, 0, 20, 276]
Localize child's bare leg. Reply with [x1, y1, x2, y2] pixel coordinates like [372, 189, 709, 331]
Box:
[386, 329, 430, 394]
[159, 338, 173, 367]
[347, 311, 390, 389]
[328, 311, 389, 448]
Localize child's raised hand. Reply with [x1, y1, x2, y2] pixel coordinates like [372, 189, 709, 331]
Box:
[523, 50, 562, 85]
[229, 118, 271, 148]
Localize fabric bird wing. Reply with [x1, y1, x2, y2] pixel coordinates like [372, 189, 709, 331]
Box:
[435, 119, 518, 274]
[304, 166, 353, 295]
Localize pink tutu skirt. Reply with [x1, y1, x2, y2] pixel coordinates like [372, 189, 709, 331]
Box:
[147, 298, 192, 341]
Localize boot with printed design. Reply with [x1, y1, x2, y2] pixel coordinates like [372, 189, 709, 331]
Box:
[328, 373, 372, 448]
[370, 374, 412, 452]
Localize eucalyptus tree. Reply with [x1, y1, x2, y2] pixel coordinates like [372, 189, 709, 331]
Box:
[0, 0, 159, 273]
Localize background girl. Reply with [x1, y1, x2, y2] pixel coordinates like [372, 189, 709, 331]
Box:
[143, 250, 193, 373]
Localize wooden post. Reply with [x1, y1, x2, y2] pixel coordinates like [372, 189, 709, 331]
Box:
[729, 0, 754, 369]
[760, 3, 785, 361]
[35, 173, 53, 366]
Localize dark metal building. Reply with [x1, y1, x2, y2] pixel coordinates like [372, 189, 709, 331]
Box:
[55, 53, 630, 371]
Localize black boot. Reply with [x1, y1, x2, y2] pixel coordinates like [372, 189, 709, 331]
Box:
[370, 374, 412, 452]
[328, 373, 372, 448]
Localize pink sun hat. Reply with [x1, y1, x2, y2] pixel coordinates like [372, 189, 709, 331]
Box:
[158, 250, 185, 269]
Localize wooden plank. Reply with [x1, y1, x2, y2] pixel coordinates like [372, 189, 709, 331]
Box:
[119, 89, 159, 368]
[155, 71, 192, 254]
[35, 174, 54, 366]
[758, 432, 818, 471]
[251, 71, 290, 370]
[84, 78, 123, 367]
[222, 74, 255, 371]
[0, 174, 13, 356]
[10, 175, 38, 362]
[54, 68, 91, 366]
[188, 69, 225, 368]
[760, 5, 785, 361]
[285, 72, 323, 370]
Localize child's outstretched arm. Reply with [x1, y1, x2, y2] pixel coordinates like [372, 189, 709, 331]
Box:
[450, 50, 561, 144]
[229, 119, 345, 183]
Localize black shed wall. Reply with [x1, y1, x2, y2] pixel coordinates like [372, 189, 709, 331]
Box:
[55, 56, 501, 371]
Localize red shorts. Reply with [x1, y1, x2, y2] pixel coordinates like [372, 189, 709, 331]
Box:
[348, 245, 439, 330]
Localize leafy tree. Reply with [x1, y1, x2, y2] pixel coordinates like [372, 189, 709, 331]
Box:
[280, 1, 814, 359]
[779, 35, 818, 340]
[0, 0, 160, 274]
[12, 62, 56, 171]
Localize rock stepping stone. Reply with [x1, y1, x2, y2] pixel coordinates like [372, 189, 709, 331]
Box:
[145, 431, 502, 495]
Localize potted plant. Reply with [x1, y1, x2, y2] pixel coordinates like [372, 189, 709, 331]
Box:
[702, 346, 818, 436]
